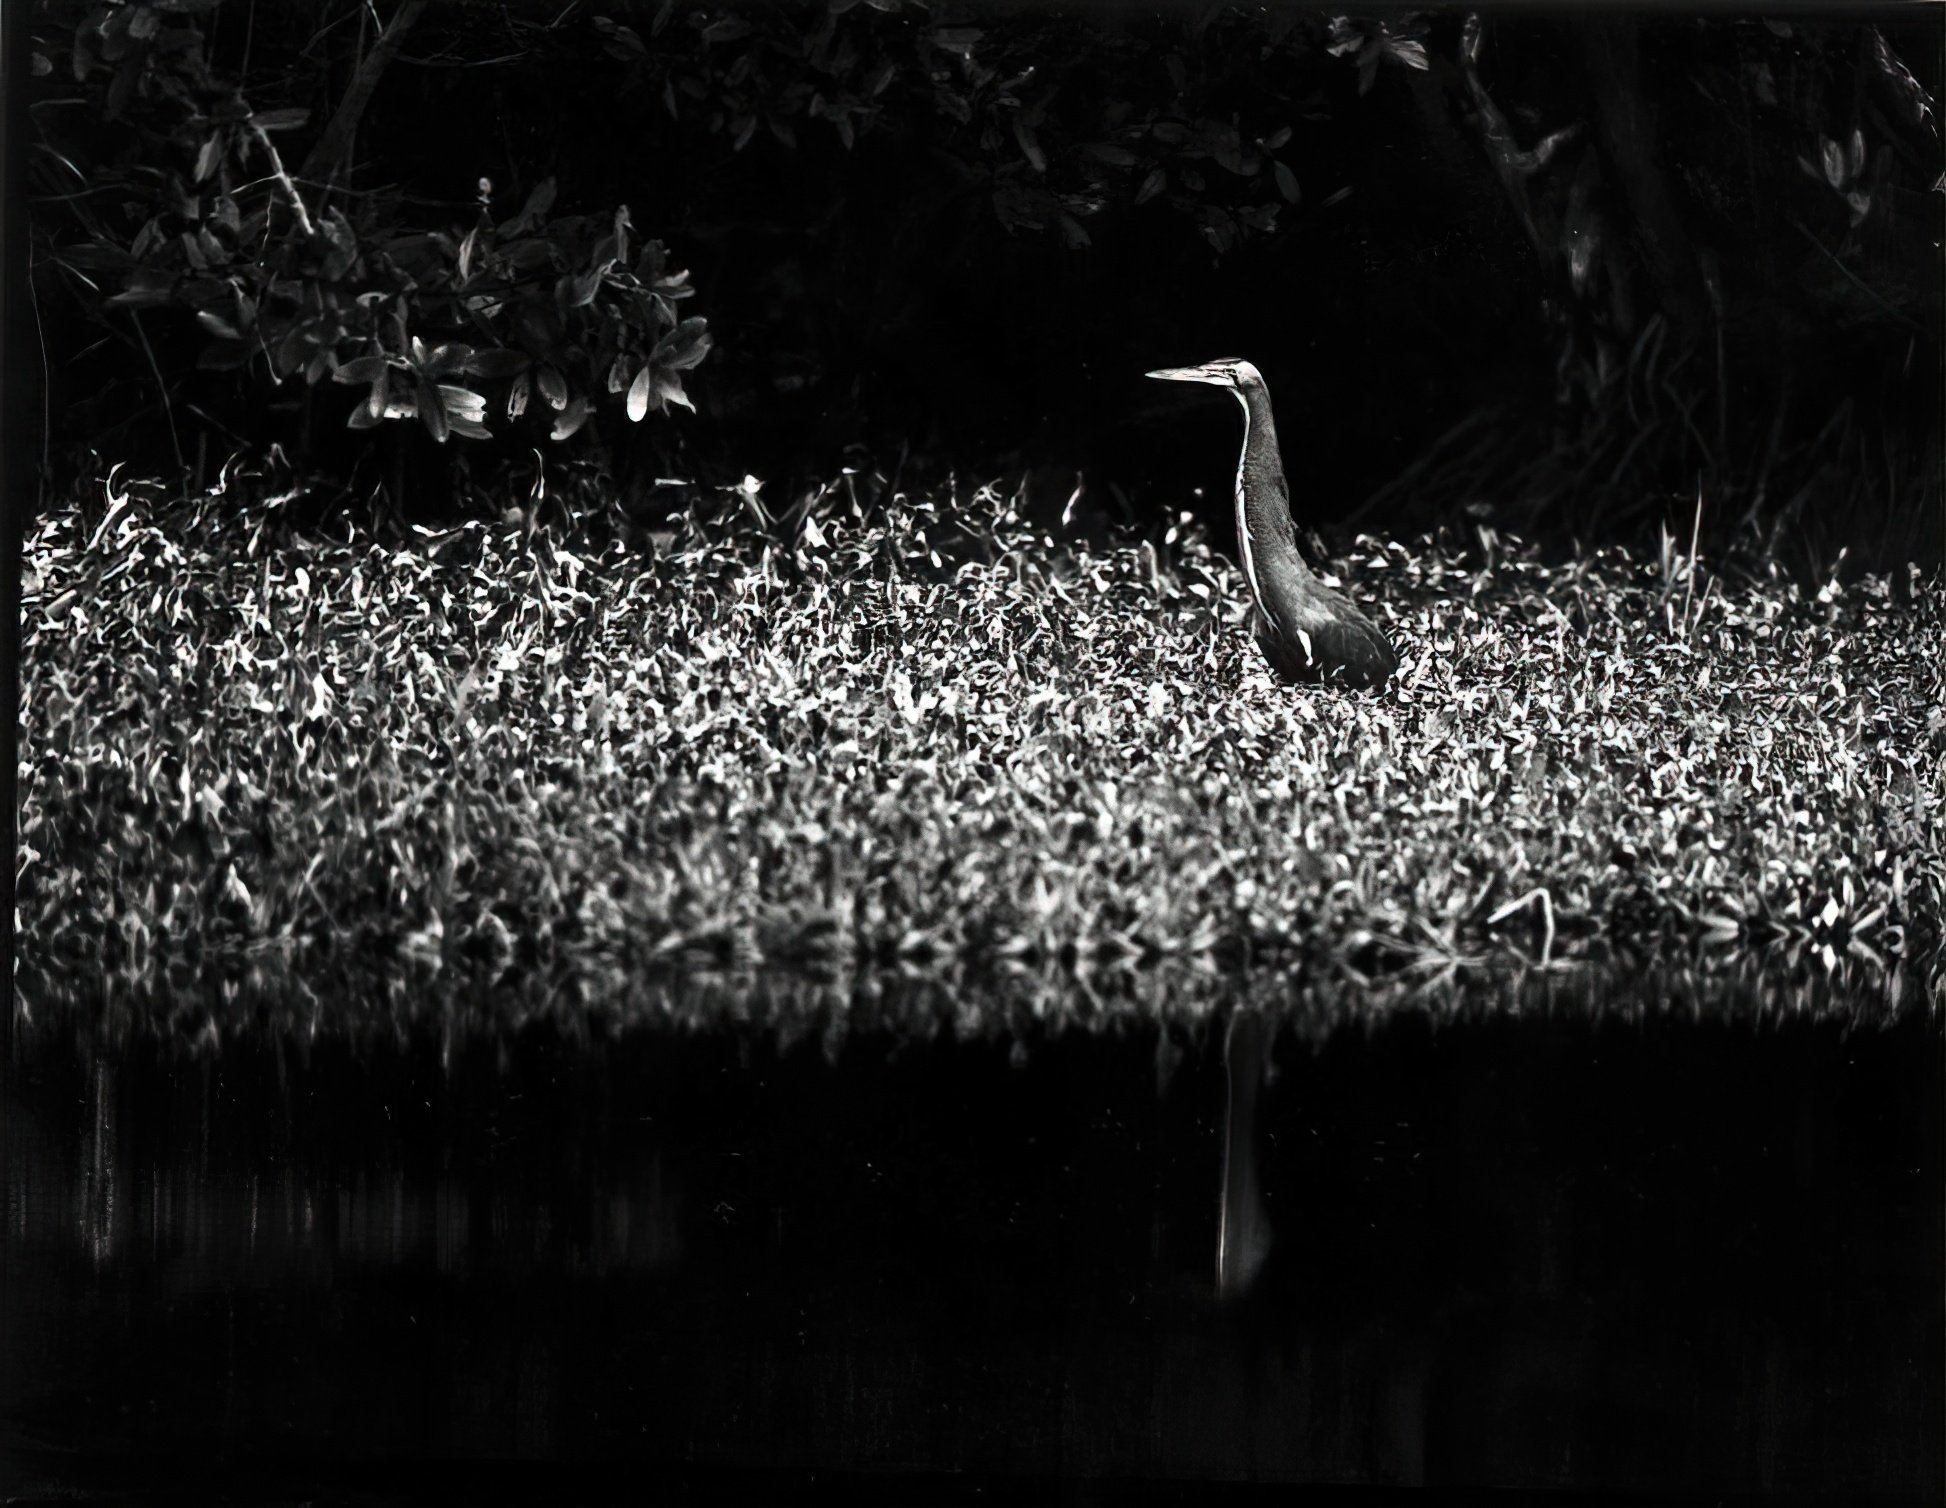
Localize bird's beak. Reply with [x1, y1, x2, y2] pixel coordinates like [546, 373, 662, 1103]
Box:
[1146, 364, 1226, 385]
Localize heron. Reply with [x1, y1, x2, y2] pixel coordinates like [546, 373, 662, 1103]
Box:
[1147, 359, 1396, 689]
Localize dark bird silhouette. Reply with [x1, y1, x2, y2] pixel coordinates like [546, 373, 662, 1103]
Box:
[1148, 359, 1396, 689]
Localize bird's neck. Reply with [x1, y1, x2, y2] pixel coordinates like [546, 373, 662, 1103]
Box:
[1229, 384, 1305, 567]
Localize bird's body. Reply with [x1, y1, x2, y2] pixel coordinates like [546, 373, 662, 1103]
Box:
[1148, 359, 1396, 689]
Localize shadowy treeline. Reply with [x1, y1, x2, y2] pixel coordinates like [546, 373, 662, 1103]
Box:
[28, 2, 1943, 568]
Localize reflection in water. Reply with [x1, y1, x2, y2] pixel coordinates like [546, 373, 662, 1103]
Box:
[3, 1005, 1940, 1498]
[1217, 1008, 1273, 1298]
[81, 1061, 115, 1270]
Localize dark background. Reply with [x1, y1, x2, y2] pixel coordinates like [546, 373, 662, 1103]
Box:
[24, 2, 1945, 570]
[4, 1006, 1940, 1502]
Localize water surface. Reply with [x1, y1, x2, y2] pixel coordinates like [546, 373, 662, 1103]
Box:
[3, 994, 1938, 1501]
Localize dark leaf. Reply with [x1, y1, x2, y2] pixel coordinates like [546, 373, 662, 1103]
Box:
[652, 371, 693, 413]
[252, 107, 311, 132]
[332, 355, 389, 385]
[503, 237, 556, 272]
[100, 6, 132, 61]
[422, 342, 476, 378]
[464, 348, 531, 379]
[106, 280, 175, 310]
[196, 339, 250, 370]
[60, 241, 137, 272]
[1384, 38, 1430, 71]
[419, 377, 451, 443]
[596, 21, 647, 57]
[1211, 126, 1246, 176]
[196, 309, 242, 341]
[652, 316, 712, 370]
[537, 366, 568, 410]
[1012, 115, 1045, 172]
[193, 135, 222, 182]
[516, 176, 558, 229]
[106, 57, 141, 120]
[1819, 136, 1846, 188]
[318, 212, 357, 280]
[274, 324, 311, 376]
[550, 394, 590, 441]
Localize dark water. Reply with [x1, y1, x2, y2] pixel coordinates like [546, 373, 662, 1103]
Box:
[2, 1004, 1939, 1504]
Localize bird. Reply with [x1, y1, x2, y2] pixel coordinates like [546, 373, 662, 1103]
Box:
[1147, 359, 1396, 689]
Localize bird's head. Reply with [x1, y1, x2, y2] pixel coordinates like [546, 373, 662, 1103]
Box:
[1145, 358, 1265, 391]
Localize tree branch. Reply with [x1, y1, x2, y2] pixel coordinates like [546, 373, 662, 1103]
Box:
[300, 2, 427, 194]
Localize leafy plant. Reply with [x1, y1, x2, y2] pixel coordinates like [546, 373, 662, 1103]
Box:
[31, 0, 712, 499]
[18, 463, 1943, 1030]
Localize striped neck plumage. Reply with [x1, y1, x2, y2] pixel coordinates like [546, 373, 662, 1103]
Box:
[1228, 383, 1305, 598]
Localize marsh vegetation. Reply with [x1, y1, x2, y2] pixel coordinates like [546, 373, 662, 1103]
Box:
[17, 469, 1941, 1036]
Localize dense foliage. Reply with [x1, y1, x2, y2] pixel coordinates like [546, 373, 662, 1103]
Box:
[33, 0, 711, 503]
[29, 2, 1938, 561]
[18, 470, 1942, 1036]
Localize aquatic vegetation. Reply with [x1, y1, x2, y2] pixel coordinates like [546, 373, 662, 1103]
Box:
[16, 470, 1943, 1036]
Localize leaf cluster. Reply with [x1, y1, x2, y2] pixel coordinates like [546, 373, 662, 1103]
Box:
[31, 1, 711, 484]
[588, 1, 1409, 254]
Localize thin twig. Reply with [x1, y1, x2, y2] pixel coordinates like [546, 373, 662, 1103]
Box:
[1792, 219, 1926, 333]
[1681, 480, 1703, 639]
[244, 109, 318, 239]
